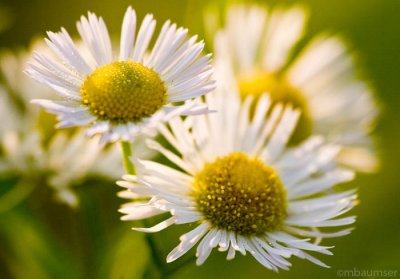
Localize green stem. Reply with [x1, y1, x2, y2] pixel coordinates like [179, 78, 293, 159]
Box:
[121, 141, 136, 175]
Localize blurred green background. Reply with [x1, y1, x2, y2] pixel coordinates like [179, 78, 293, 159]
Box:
[0, 0, 399, 278]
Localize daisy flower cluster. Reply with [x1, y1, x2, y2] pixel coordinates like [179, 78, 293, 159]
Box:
[21, 3, 379, 275]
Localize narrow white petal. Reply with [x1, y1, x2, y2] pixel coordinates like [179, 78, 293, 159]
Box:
[288, 169, 354, 199]
[31, 99, 83, 113]
[262, 106, 300, 162]
[227, 245, 236, 260]
[285, 226, 354, 238]
[262, 7, 307, 71]
[46, 29, 92, 74]
[132, 216, 176, 232]
[119, 7, 137, 60]
[196, 230, 216, 265]
[77, 12, 113, 66]
[167, 223, 209, 263]
[297, 251, 330, 268]
[209, 230, 222, 248]
[133, 14, 156, 62]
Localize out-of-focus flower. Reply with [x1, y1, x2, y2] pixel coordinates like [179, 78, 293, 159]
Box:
[0, 46, 124, 208]
[118, 82, 357, 270]
[26, 6, 215, 145]
[211, 4, 379, 172]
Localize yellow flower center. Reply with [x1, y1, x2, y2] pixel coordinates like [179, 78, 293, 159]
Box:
[80, 61, 166, 123]
[239, 72, 312, 145]
[193, 152, 287, 236]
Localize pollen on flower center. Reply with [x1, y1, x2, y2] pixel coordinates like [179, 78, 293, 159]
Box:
[193, 152, 287, 236]
[80, 61, 166, 123]
[238, 72, 312, 144]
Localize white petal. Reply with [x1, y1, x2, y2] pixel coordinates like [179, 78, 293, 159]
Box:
[132, 216, 176, 232]
[167, 223, 209, 263]
[262, 6, 307, 71]
[46, 29, 92, 74]
[196, 230, 217, 265]
[119, 7, 137, 60]
[288, 169, 354, 199]
[77, 12, 113, 66]
[133, 14, 156, 62]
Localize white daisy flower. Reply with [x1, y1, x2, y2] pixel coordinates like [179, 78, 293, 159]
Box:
[1, 128, 123, 207]
[0, 48, 124, 208]
[0, 90, 19, 138]
[212, 4, 379, 172]
[0, 43, 56, 103]
[118, 82, 357, 270]
[26, 6, 215, 144]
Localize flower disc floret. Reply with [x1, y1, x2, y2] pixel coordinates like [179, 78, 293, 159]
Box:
[193, 152, 287, 236]
[81, 61, 166, 123]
